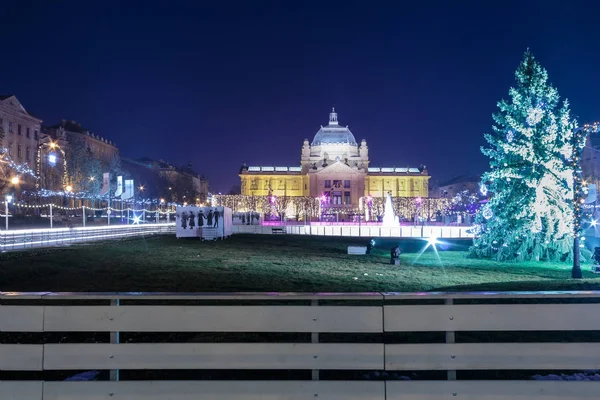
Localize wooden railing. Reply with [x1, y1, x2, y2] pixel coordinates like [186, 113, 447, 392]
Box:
[1, 291, 600, 399]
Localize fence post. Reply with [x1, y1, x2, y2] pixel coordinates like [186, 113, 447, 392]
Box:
[82, 206, 86, 227]
[110, 298, 120, 381]
[445, 298, 456, 380]
[49, 204, 53, 229]
[108, 209, 111, 226]
[156, 210, 159, 224]
[311, 299, 319, 381]
[4, 199, 8, 231]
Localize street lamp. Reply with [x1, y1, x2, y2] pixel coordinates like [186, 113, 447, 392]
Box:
[10, 176, 19, 185]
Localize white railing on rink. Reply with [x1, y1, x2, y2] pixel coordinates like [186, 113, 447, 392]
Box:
[234, 224, 475, 238]
[1, 291, 600, 399]
[0, 223, 175, 251]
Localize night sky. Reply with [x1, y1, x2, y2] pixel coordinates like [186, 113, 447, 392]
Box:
[3, 1, 599, 193]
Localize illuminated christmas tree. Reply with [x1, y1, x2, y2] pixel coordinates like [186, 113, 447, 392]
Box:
[471, 50, 577, 262]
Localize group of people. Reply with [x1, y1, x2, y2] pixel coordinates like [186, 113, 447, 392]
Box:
[178, 208, 220, 229]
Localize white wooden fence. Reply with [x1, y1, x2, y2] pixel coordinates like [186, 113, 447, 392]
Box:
[1, 291, 599, 399]
[234, 224, 474, 238]
[0, 223, 175, 251]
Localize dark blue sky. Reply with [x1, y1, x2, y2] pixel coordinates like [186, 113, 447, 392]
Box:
[3, 0, 599, 192]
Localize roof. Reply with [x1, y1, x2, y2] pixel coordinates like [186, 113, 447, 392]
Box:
[241, 166, 302, 173]
[0, 94, 14, 100]
[48, 120, 88, 133]
[311, 108, 357, 146]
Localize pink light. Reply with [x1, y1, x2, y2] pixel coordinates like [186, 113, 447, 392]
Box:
[416, 197, 422, 204]
[320, 194, 328, 203]
[270, 195, 277, 204]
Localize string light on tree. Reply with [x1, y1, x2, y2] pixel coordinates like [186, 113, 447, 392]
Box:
[471, 50, 576, 262]
[506, 131, 514, 143]
[1, 147, 37, 178]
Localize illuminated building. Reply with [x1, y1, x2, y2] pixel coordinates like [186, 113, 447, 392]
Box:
[240, 108, 429, 209]
[0, 95, 42, 170]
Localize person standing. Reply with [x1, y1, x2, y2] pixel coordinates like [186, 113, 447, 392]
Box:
[188, 211, 196, 230]
[213, 209, 220, 228]
[207, 209, 214, 227]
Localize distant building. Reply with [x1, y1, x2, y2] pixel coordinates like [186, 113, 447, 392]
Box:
[239, 109, 429, 210]
[0, 95, 41, 171]
[44, 120, 119, 166]
[437, 175, 480, 198]
[134, 158, 209, 203]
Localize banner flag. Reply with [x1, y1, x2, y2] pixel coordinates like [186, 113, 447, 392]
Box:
[114, 176, 123, 198]
[100, 173, 110, 196]
[122, 179, 134, 200]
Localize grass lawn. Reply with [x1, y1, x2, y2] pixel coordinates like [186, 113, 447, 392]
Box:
[1, 234, 599, 293]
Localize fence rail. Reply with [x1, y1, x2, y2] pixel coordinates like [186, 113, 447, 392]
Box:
[1, 291, 600, 399]
[232, 224, 474, 238]
[0, 223, 175, 251]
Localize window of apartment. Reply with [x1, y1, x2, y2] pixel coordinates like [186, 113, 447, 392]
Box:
[34, 130, 38, 140]
[26, 127, 30, 138]
[332, 191, 342, 205]
[8, 121, 13, 133]
[7, 142, 12, 156]
[304, 184, 307, 190]
[324, 180, 331, 188]
[344, 191, 351, 204]
[17, 145, 22, 159]
[278, 180, 285, 189]
[0, 118, 3, 129]
[18, 124, 22, 135]
[333, 180, 342, 188]
[344, 180, 351, 188]
[26, 147, 30, 161]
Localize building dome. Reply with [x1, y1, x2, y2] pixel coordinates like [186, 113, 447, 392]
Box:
[311, 108, 357, 146]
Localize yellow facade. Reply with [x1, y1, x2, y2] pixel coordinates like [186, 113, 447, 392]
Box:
[241, 172, 429, 199]
[240, 174, 310, 197]
[365, 175, 429, 198]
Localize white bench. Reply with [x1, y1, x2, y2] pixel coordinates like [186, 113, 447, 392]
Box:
[347, 246, 367, 255]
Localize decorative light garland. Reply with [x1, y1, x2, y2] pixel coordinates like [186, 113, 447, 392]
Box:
[35, 141, 68, 190]
[14, 203, 175, 214]
[214, 194, 450, 220]
[213, 195, 321, 218]
[0, 147, 37, 177]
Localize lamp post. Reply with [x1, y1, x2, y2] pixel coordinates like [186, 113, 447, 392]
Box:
[4, 194, 12, 230]
[572, 123, 599, 279]
[4, 176, 19, 231]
